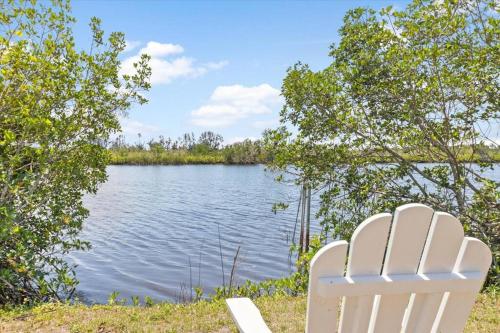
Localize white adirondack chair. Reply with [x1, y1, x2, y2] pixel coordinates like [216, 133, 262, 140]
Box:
[226, 203, 492, 333]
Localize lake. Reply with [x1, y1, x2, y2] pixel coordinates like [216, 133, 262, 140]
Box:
[68, 165, 321, 304]
[68, 164, 499, 304]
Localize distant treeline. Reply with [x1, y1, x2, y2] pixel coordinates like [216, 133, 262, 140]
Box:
[108, 131, 271, 165]
[107, 131, 500, 165]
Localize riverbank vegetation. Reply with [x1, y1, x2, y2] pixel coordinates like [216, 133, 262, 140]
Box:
[107, 132, 500, 165]
[1, 292, 498, 332]
[108, 132, 270, 164]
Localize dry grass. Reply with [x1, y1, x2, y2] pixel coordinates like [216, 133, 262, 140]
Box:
[465, 291, 500, 333]
[0, 293, 497, 332]
[109, 150, 225, 165]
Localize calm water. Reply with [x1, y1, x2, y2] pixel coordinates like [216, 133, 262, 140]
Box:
[68, 165, 320, 303]
[68, 164, 499, 304]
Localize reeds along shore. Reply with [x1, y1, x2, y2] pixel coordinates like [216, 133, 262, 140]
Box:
[109, 148, 269, 165]
[108, 146, 500, 165]
[110, 149, 226, 165]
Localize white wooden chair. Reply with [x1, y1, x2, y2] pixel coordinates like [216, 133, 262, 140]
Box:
[226, 203, 492, 333]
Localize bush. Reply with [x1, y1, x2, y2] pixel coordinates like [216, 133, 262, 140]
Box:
[0, 0, 149, 304]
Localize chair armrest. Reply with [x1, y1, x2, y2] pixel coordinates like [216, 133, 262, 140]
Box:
[226, 298, 272, 333]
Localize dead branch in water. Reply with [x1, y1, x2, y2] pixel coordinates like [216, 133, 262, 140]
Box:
[228, 245, 241, 294]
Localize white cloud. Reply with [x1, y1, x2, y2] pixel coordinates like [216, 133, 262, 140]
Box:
[191, 84, 282, 128]
[120, 41, 227, 85]
[124, 40, 141, 53]
[120, 119, 160, 136]
[204, 61, 229, 70]
[138, 41, 184, 57]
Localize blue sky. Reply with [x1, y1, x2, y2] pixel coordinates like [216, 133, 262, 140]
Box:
[71, 0, 410, 144]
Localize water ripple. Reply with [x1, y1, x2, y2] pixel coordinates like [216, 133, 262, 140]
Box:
[68, 165, 320, 303]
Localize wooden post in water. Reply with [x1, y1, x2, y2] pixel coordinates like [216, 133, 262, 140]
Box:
[298, 184, 306, 255]
[299, 183, 312, 254]
[305, 186, 311, 252]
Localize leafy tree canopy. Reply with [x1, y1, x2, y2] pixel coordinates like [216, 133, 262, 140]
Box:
[0, 0, 150, 304]
[198, 131, 224, 150]
[265, 0, 499, 285]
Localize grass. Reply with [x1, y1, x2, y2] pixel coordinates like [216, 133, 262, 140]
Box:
[108, 147, 500, 166]
[0, 292, 498, 332]
[109, 150, 226, 165]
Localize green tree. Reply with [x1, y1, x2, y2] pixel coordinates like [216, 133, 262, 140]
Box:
[265, 0, 499, 285]
[0, 0, 150, 304]
[198, 131, 224, 150]
[223, 139, 267, 164]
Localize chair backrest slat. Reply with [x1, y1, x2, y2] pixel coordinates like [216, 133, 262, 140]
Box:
[369, 204, 434, 333]
[338, 213, 391, 333]
[305, 241, 347, 333]
[402, 212, 464, 332]
[432, 237, 492, 332]
[305, 203, 490, 333]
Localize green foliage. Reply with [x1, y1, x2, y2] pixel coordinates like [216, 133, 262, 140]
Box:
[271, 202, 289, 214]
[193, 287, 204, 302]
[222, 139, 270, 164]
[109, 148, 225, 165]
[0, 0, 150, 304]
[130, 295, 140, 306]
[144, 296, 154, 307]
[107, 292, 123, 306]
[198, 131, 224, 150]
[265, 0, 499, 285]
[108, 134, 270, 165]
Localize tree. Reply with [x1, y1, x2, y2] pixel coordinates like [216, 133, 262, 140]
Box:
[224, 139, 267, 164]
[177, 132, 195, 150]
[0, 0, 150, 304]
[198, 131, 224, 150]
[265, 0, 499, 285]
[109, 135, 127, 150]
[148, 138, 165, 158]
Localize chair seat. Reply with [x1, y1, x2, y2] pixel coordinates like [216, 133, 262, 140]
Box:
[226, 297, 271, 333]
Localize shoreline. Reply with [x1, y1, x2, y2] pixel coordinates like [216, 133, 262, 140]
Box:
[108, 160, 500, 166]
[1, 293, 498, 332]
[108, 148, 500, 166]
